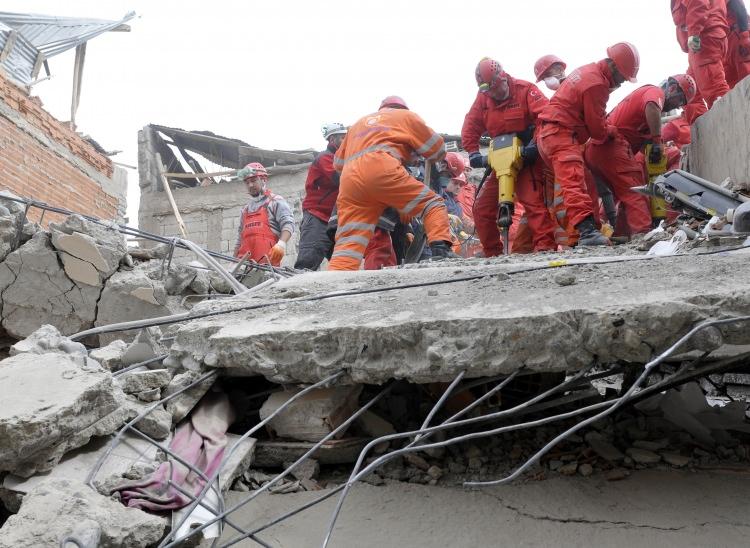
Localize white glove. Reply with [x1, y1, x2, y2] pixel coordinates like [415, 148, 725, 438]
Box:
[687, 35, 701, 52]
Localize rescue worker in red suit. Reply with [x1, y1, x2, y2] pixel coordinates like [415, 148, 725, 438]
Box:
[725, 0, 750, 88]
[535, 54, 567, 92]
[462, 58, 557, 256]
[585, 73, 697, 236]
[538, 42, 641, 246]
[328, 97, 453, 270]
[671, 0, 730, 109]
[662, 113, 693, 147]
[234, 163, 295, 265]
[295, 123, 347, 270]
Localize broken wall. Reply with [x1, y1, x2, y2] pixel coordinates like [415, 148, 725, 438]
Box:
[687, 75, 750, 186]
[0, 72, 127, 223]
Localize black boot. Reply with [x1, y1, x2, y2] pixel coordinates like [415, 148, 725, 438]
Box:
[575, 215, 610, 246]
[429, 240, 459, 259]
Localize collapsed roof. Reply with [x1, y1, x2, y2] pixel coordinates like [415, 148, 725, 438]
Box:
[0, 11, 135, 86]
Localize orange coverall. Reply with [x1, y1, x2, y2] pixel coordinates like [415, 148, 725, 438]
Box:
[328, 108, 450, 271]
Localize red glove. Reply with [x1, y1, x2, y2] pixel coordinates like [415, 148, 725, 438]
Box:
[739, 31, 750, 57]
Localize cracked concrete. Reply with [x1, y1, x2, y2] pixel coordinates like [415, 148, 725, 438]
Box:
[217, 470, 750, 547]
[168, 250, 750, 384]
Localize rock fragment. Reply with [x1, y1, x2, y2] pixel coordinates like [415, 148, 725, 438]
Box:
[0, 479, 165, 548]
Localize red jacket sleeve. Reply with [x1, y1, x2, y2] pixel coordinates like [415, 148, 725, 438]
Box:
[461, 93, 487, 154]
[685, 0, 711, 36]
[526, 83, 549, 125]
[582, 85, 610, 144]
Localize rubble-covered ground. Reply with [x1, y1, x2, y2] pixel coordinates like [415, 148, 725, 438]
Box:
[0, 192, 749, 547]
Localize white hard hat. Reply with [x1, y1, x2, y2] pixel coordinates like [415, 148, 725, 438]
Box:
[322, 122, 347, 140]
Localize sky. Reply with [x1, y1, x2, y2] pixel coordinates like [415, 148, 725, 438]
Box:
[5, 0, 688, 226]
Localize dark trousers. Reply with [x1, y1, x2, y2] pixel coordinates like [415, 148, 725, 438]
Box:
[294, 210, 334, 270]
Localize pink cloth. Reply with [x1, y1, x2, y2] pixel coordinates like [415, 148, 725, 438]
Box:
[115, 391, 234, 511]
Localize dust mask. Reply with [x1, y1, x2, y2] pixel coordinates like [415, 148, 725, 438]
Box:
[543, 76, 561, 91]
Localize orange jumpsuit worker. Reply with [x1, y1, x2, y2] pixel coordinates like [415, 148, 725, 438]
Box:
[671, 0, 730, 109]
[537, 42, 641, 246]
[725, 0, 750, 88]
[585, 73, 697, 236]
[462, 58, 557, 256]
[328, 97, 453, 270]
[234, 162, 294, 266]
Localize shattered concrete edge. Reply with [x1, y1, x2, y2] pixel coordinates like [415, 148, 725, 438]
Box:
[167, 253, 750, 384]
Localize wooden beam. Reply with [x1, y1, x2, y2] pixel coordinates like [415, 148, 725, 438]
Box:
[155, 153, 188, 238]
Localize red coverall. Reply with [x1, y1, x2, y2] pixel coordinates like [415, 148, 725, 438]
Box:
[329, 108, 450, 271]
[672, 0, 730, 108]
[725, 3, 750, 88]
[461, 79, 556, 256]
[663, 114, 692, 147]
[537, 60, 616, 229]
[585, 85, 663, 236]
[302, 144, 338, 222]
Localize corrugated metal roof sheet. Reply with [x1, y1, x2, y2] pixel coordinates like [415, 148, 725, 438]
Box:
[0, 11, 134, 86]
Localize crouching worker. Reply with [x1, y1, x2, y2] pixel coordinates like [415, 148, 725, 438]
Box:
[327, 96, 455, 271]
[234, 162, 295, 266]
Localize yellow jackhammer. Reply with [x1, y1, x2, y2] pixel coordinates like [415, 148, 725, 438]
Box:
[487, 134, 524, 255]
[644, 143, 668, 227]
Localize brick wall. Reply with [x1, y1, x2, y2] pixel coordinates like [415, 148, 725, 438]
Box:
[0, 71, 125, 225]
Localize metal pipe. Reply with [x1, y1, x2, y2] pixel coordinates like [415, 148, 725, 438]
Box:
[112, 354, 168, 377]
[161, 370, 346, 547]
[217, 383, 395, 548]
[178, 238, 246, 294]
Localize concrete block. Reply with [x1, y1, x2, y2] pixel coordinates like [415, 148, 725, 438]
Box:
[689, 76, 750, 187]
[118, 369, 172, 394]
[259, 385, 362, 442]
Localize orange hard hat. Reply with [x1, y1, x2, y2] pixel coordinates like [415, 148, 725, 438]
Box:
[379, 95, 409, 110]
[670, 73, 697, 103]
[475, 57, 505, 92]
[534, 54, 566, 82]
[607, 42, 640, 83]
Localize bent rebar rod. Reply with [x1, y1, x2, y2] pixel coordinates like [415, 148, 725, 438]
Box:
[161, 370, 346, 547]
[112, 354, 168, 377]
[321, 398, 615, 547]
[216, 383, 395, 548]
[86, 370, 218, 487]
[414, 370, 466, 442]
[465, 315, 750, 487]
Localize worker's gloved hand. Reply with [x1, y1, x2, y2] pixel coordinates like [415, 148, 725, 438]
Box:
[739, 31, 750, 57]
[606, 124, 618, 140]
[469, 152, 488, 169]
[687, 35, 701, 52]
[648, 142, 664, 165]
[521, 142, 539, 166]
[268, 240, 286, 264]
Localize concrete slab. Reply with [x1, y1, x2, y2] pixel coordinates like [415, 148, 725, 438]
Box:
[214, 470, 750, 548]
[168, 251, 750, 384]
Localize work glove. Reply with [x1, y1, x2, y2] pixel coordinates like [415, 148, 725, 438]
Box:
[469, 152, 488, 169]
[648, 142, 664, 165]
[268, 240, 286, 264]
[521, 141, 539, 166]
[740, 31, 750, 57]
[687, 35, 701, 52]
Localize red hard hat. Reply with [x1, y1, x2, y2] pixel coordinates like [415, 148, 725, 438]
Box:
[444, 152, 466, 179]
[534, 54, 566, 82]
[379, 95, 409, 110]
[670, 73, 697, 103]
[239, 162, 268, 180]
[475, 57, 505, 92]
[606, 42, 640, 83]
